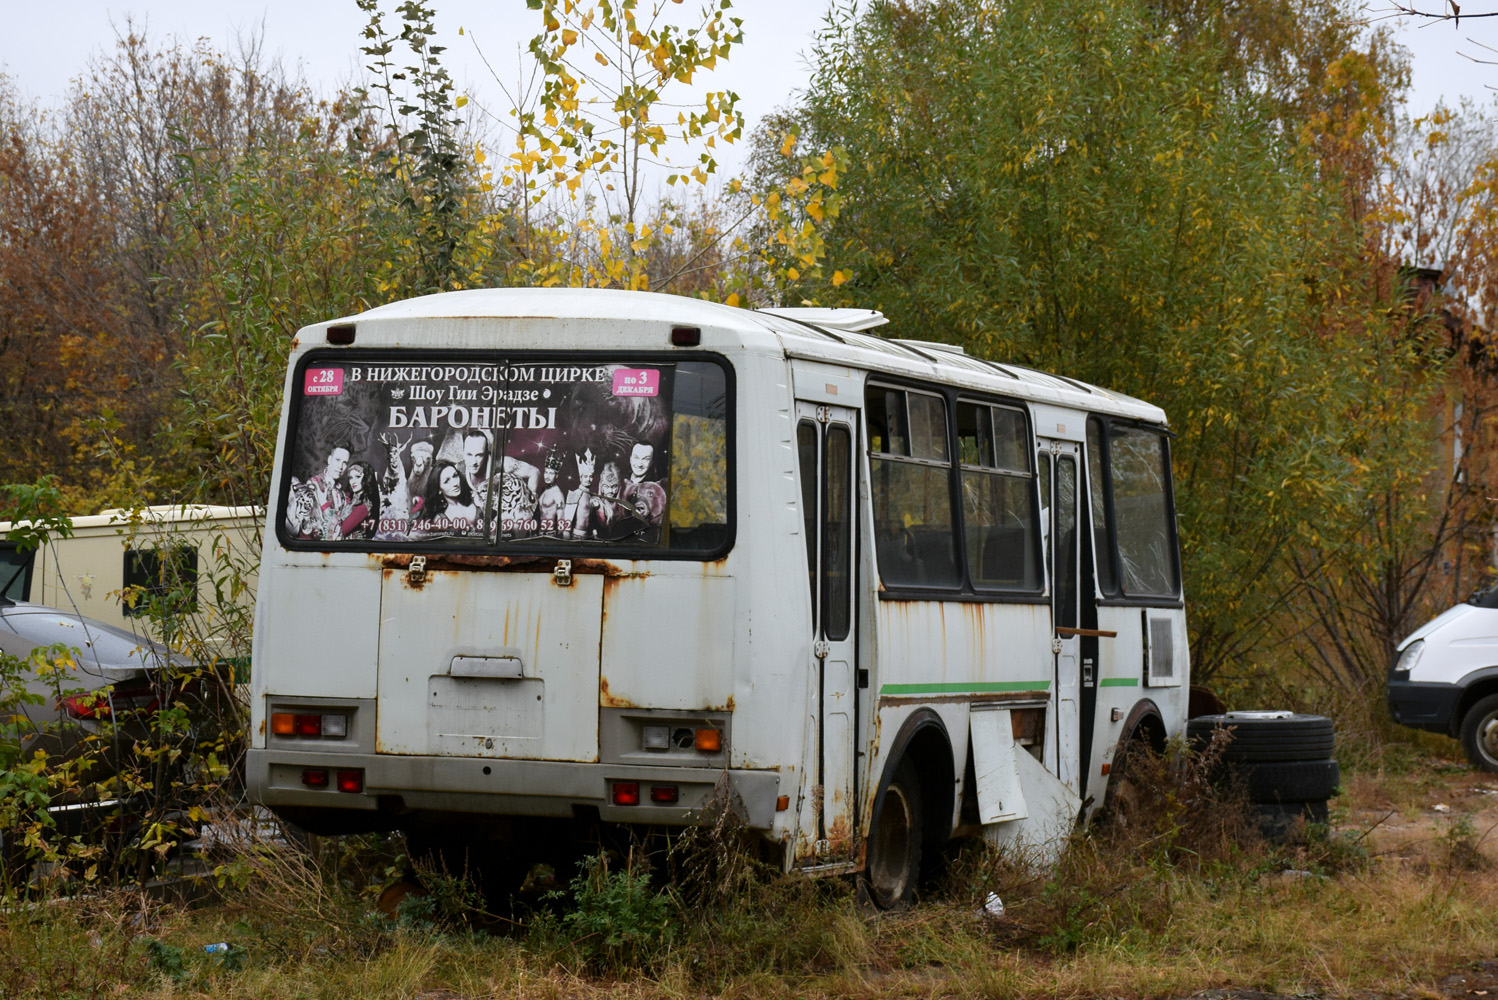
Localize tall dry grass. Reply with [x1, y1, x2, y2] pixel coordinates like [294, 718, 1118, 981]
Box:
[3, 745, 1496, 998]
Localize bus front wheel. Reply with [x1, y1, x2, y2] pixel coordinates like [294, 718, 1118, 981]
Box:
[864, 758, 923, 910]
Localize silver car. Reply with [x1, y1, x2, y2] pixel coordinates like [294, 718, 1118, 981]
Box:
[0, 600, 183, 836]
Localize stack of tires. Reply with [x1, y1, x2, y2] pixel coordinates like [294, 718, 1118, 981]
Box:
[1186, 711, 1340, 839]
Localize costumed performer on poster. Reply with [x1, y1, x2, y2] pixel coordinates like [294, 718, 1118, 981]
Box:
[413, 459, 479, 535]
[341, 460, 380, 539]
[286, 442, 353, 540]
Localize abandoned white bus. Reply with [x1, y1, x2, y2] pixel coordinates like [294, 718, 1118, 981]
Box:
[248, 288, 1188, 905]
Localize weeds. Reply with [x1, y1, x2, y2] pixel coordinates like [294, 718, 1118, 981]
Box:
[0, 784, 1495, 999]
[531, 855, 674, 974]
[1440, 811, 1494, 873]
[143, 938, 187, 982]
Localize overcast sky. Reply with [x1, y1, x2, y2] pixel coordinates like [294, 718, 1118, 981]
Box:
[1, 1, 1496, 180]
[0, 0, 829, 181]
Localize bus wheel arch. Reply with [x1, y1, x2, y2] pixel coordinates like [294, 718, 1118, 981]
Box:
[1101, 699, 1165, 827]
[1120, 699, 1167, 754]
[864, 710, 955, 909]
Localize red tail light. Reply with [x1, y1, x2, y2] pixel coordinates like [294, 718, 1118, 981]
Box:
[650, 785, 679, 803]
[612, 782, 640, 806]
[336, 770, 363, 794]
[294, 714, 322, 736]
[301, 769, 329, 788]
[60, 687, 160, 720]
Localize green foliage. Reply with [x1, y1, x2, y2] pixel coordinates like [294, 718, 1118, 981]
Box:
[764, 0, 1433, 685]
[0, 501, 254, 893]
[167, 115, 394, 504]
[0, 478, 74, 553]
[144, 938, 188, 980]
[356, 0, 483, 293]
[542, 854, 673, 972]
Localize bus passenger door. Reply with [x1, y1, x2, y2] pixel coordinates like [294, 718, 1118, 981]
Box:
[796, 402, 859, 860]
[1043, 446, 1084, 796]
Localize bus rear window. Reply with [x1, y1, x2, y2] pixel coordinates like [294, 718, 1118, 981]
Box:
[279, 355, 730, 556]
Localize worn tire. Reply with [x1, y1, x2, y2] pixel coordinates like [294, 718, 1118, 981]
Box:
[1187, 713, 1335, 763]
[1256, 799, 1329, 841]
[1241, 759, 1341, 803]
[1460, 693, 1498, 773]
[864, 758, 923, 911]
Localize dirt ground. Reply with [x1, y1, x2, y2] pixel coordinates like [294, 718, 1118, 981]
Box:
[1202, 761, 1498, 1000]
[1341, 765, 1498, 866]
[1349, 765, 1498, 1000]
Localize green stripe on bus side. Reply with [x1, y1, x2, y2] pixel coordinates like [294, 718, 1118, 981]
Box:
[1098, 678, 1139, 687]
[880, 681, 1051, 696]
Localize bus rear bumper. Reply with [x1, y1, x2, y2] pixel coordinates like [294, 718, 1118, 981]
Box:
[247, 748, 781, 830]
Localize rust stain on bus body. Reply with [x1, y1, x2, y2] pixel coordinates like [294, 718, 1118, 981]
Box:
[598, 676, 634, 709]
[376, 552, 637, 577]
[599, 568, 737, 713]
[826, 793, 853, 850]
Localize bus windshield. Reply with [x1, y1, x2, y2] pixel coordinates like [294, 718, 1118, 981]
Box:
[278, 353, 730, 556]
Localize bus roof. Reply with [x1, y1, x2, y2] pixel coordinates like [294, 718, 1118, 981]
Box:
[330, 288, 1167, 426]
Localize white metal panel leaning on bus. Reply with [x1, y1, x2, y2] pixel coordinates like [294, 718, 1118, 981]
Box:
[247, 287, 1189, 906]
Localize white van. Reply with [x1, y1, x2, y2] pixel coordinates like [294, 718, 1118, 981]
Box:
[247, 288, 1191, 904]
[1390, 590, 1498, 771]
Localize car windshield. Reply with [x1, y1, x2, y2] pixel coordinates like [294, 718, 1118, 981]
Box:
[1469, 587, 1498, 609]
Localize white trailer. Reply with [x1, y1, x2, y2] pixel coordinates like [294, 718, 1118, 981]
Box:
[1, 504, 259, 656]
[247, 289, 1188, 905]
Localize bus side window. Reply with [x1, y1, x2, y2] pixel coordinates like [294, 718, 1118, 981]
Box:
[0, 542, 33, 602]
[866, 385, 959, 589]
[1088, 419, 1181, 600]
[957, 402, 1041, 592]
[797, 421, 819, 628]
[1086, 418, 1118, 595]
[1108, 426, 1180, 598]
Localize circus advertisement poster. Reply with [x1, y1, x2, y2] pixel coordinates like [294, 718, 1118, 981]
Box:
[284, 360, 674, 546]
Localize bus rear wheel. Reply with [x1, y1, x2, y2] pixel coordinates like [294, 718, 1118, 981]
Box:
[864, 759, 923, 910]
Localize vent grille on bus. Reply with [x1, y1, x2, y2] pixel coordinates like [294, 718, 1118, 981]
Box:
[1148, 617, 1174, 681]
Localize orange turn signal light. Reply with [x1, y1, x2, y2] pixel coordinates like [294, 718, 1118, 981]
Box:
[271, 713, 295, 735]
[694, 728, 721, 752]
